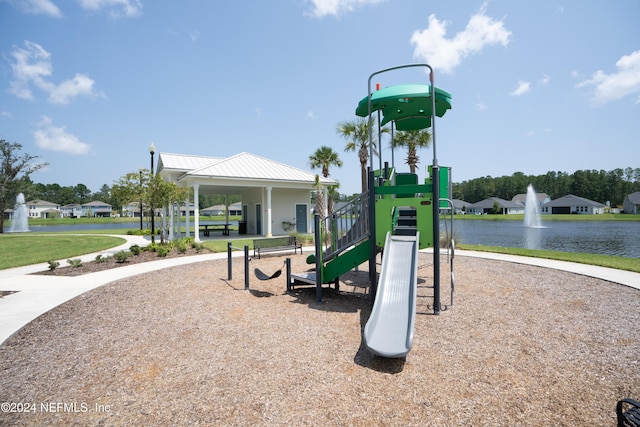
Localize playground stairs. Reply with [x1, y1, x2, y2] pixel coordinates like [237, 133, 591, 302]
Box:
[293, 192, 372, 288]
[393, 208, 418, 236]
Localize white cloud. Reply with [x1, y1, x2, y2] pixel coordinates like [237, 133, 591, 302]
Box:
[33, 116, 92, 155]
[576, 50, 640, 105]
[5, 0, 62, 17]
[539, 73, 550, 85]
[7, 41, 103, 104]
[8, 41, 52, 100]
[510, 80, 531, 96]
[77, 0, 142, 18]
[46, 74, 103, 104]
[1, 111, 14, 119]
[305, 0, 385, 18]
[307, 110, 316, 119]
[475, 102, 487, 111]
[410, 3, 511, 74]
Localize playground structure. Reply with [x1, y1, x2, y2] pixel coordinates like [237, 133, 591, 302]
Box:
[290, 64, 455, 358]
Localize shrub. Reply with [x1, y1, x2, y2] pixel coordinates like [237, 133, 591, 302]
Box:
[95, 254, 108, 263]
[126, 229, 150, 236]
[67, 258, 83, 268]
[192, 242, 204, 253]
[156, 245, 170, 257]
[129, 244, 142, 255]
[114, 251, 132, 263]
[176, 241, 188, 254]
[47, 260, 60, 271]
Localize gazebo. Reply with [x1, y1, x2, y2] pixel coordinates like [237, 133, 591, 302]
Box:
[157, 152, 337, 241]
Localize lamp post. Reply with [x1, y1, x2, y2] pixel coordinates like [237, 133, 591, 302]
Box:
[148, 142, 156, 243]
[138, 167, 143, 231]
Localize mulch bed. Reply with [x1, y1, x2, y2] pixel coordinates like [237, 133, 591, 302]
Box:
[32, 247, 210, 276]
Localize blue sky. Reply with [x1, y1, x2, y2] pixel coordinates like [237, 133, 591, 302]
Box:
[1, 0, 639, 197]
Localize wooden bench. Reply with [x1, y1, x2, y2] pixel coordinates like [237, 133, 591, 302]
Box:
[253, 236, 302, 259]
[618, 398, 640, 427]
[200, 224, 230, 236]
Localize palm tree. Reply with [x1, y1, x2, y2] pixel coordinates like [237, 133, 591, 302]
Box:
[309, 146, 342, 215]
[391, 129, 432, 174]
[327, 182, 340, 215]
[309, 146, 343, 178]
[313, 174, 325, 219]
[337, 118, 387, 193]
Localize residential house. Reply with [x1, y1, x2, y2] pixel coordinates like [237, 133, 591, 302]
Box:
[26, 200, 61, 218]
[81, 201, 112, 217]
[541, 194, 605, 214]
[451, 199, 471, 214]
[622, 191, 640, 214]
[201, 205, 225, 216]
[122, 201, 144, 218]
[467, 197, 524, 215]
[60, 204, 82, 218]
[511, 192, 551, 210]
[201, 203, 242, 216]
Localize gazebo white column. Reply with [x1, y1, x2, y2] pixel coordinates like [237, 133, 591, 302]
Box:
[185, 197, 190, 238]
[266, 186, 272, 237]
[169, 203, 174, 240]
[193, 183, 201, 242]
[224, 195, 230, 229]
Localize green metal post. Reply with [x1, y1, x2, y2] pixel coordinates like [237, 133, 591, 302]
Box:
[368, 169, 377, 302]
[314, 214, 323, 303]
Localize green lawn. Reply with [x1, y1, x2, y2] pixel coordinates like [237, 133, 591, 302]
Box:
[458, 244, 640, 273]
[0, 234, 126, 270]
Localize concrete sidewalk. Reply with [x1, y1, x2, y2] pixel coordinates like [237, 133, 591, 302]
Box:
[452, 249, 640, 291]
[1, 240, 639, 346]
[0, 235, 232, 345]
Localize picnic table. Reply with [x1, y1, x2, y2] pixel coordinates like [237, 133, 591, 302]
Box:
[200, 223, 230, 236]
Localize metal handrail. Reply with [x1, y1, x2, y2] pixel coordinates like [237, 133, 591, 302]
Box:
[319, 191, 369, 261]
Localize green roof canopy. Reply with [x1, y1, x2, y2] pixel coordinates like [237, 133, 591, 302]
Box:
[355, 84, 452, 131]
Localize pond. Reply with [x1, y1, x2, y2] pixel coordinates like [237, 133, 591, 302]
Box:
[452, 220, 640, 258]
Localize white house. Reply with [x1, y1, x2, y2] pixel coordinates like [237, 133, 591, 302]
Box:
[623, 191, 640, 214]
[60, 203, 82, 218]
[157, 152, 337, 241]
[542, 194, 605, 215]
[26, 200, 61, 218]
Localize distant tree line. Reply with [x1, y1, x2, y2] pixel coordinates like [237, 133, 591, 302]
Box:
[452, 168, 640, 206]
